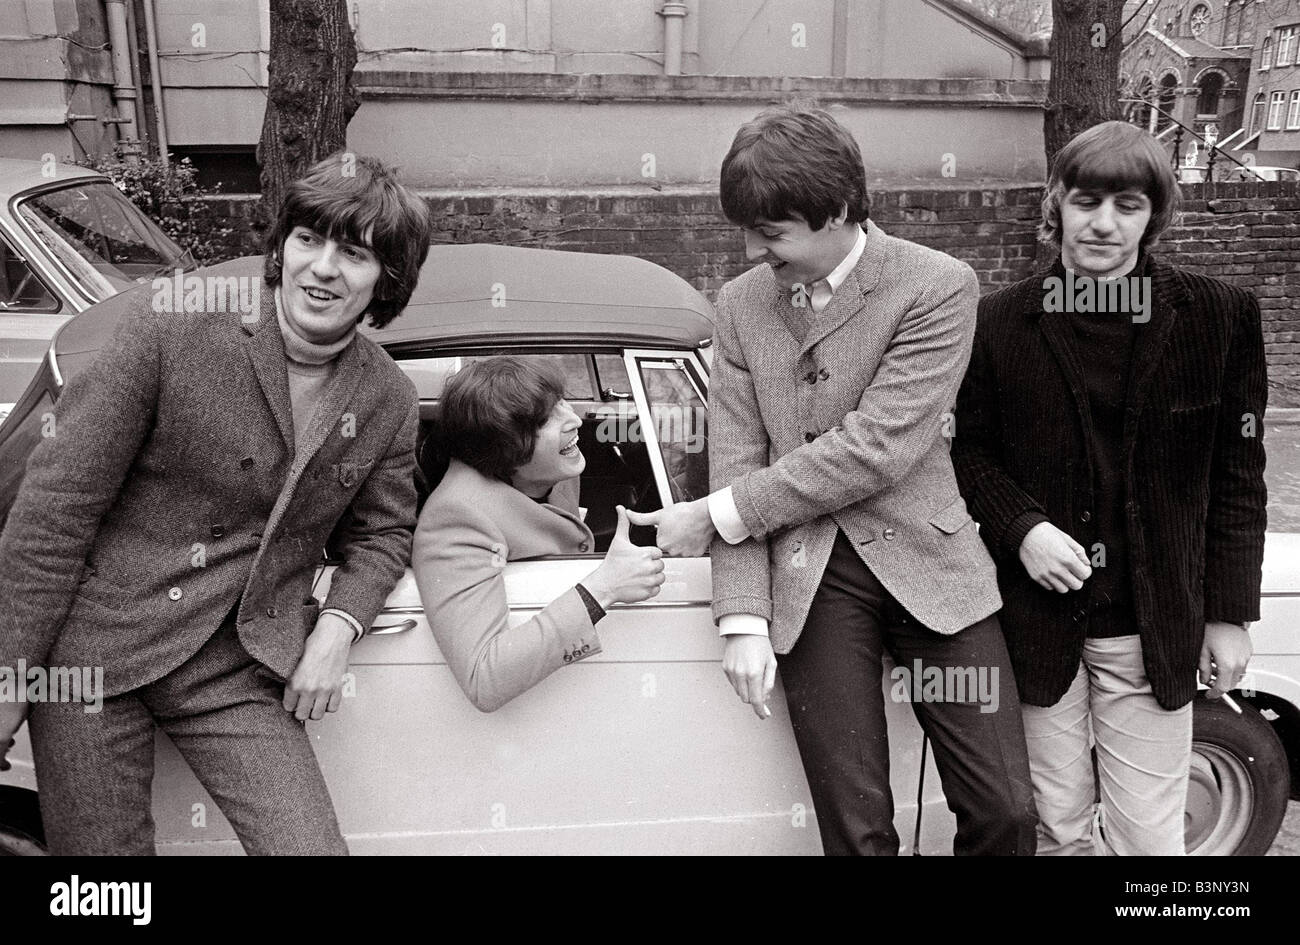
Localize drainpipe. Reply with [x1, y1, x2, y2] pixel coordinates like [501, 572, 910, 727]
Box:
[103, 0, 141, 157]
[658, 1, 688, 76]
[141, 0, 170, 167]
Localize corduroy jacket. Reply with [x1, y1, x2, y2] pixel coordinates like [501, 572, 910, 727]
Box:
[951, 256, 1267, 710]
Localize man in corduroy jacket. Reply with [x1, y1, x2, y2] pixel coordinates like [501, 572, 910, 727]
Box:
[951, 121, 1267, 855]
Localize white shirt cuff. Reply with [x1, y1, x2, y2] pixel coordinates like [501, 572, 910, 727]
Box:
[719, 614, 769, 638]
[321, 607, 365, 643]
[708, 487, 751, 544]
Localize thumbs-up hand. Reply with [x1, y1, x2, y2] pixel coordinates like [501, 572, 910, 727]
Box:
[627, 498, 715, 557]
[582, 505, 667, 607]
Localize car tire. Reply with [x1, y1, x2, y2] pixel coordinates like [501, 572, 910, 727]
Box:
[1185, 699, 1290, 856]
[0, 786, 46, 856]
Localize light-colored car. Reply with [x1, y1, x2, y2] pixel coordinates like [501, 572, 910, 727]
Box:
[0, 246, 1294, 855]
[1233, 165, 1300, 183]
[0, 157, 192, 464]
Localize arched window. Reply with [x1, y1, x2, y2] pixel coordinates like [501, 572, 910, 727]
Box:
[1249, 92, 1267, 136]
[1133, 76, 1156, 132]
[1189, 4, 1211, 37]
[1197, 72, 1224, 115]
[1156, 74, 1178, 131]
[1262, 35, 1272, 70]
[1228, 0, 1245, 45]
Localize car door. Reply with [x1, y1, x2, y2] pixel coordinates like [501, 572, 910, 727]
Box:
[147, 347, 949, 855]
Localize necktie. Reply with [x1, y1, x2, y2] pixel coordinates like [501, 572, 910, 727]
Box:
[810, 279, 833, 314]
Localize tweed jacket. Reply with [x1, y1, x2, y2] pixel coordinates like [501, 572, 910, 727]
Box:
[412, 459, 599, 712]
[709, 219, 1001, 653]
[0, 278, 418, 697]
[951, 256, 1267, 710]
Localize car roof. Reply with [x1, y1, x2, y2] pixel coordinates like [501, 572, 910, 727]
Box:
[372, 243, 715, 350]
[51, 245, 716, 360]
[0, 158, 105, 201]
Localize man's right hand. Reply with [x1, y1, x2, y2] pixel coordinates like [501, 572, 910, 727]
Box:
[0, 700, 28, 773]
[583, 506, 666, 607]
[723, 634, 777, 719]
[1019, 521, 1092, 593]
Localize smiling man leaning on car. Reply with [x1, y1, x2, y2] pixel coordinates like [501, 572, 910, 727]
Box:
[0, 153, 431, 855]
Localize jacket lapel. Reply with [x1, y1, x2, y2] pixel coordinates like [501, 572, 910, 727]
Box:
[1028, 260, 1095, 446]
[290, 337, 369, 478]
[242, 286, 295, 452]
[1123, 258, 1187, 445]
[798, 220, 885, 356]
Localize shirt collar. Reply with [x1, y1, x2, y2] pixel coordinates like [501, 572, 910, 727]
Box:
[821, 224, 868, 296]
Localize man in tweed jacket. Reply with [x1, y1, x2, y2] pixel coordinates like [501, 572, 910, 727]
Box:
[635, 105, 1037, 855]
[952, 122, 1266, 855]
[0, 155, 431, 854]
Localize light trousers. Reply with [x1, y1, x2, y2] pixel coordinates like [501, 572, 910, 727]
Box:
[1020, 634, 1191, 856]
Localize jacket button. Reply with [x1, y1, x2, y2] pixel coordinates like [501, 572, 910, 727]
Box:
[804, 371, 818, 385]
[167, 587, 183, 601]
[579, 542, 590, 553]
[266, 607, 279, 618]
[818, 368, 830, 380]
[1080, 510, 1092, 523]
[883, 528, 896, 540]
[210, 525, 225, 538]
[804, 431, 816, 443]
[240, 457, 255, 470]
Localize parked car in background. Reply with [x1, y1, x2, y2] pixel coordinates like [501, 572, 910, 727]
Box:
[1231, 165, 1300, 183]
[0, 157, 192, 423]
[0, 245, 1294, 855]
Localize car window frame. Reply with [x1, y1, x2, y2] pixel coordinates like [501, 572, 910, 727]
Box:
[0, 228, 63, 314]
[622, 348, 709, 508]
[394, 344, 708, 561]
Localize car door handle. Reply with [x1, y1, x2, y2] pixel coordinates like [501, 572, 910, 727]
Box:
[368, 619, 418, 635]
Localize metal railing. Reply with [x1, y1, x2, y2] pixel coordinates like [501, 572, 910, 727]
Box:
[1119, 99, 1255, 180]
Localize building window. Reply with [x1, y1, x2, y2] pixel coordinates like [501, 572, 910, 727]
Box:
[1278, 27, 1296, 66]
[1250, 92, 1267, 135]
[1288, 90, 1300, 130]
[1226, 0, 1244, 46]
[1197, 72, 1224, 115]
[1262, 35, 1272, 70]
[1267, 90, 1286, 129]
[1157, 74, 1178, 131]
[1189, 4, 1210, 37]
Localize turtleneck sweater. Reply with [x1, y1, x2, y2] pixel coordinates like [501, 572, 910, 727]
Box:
[274, 290, 366, 643]
[274, 290, 354, 451]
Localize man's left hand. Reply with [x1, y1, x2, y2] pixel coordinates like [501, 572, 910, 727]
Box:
[285, 612, 355, 721]
[627, 498, 715, 557]
[1199, 620, 1253, 700]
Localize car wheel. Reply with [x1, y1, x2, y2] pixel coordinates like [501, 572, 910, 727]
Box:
[0, 786, 47, 856]
[1185, 699, 1290, 856]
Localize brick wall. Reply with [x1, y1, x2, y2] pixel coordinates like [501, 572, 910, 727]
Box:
[204, 180, 1300, 403]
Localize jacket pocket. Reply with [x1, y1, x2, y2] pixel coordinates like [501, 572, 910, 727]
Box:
[928, 495, 973, 534]
[333, 459, 375, 489]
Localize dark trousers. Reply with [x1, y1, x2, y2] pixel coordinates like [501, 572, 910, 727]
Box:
[777, 531, 1037, 855]
[30, 614, 347, 855]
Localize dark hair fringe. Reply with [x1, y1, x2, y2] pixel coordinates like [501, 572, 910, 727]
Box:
[720, 101, 870, 231]
[263, 152, 433, 329]
[439, 356, 567, 482]
[1039, 120, 1182, 253]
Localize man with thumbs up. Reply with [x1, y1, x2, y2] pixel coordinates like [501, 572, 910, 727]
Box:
[413, 357, 665, 712]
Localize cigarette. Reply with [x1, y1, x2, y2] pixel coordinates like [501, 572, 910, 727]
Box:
[1220, 692, 1242, 714]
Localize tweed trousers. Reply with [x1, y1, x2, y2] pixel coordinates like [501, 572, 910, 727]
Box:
[29, 611, 347, 855]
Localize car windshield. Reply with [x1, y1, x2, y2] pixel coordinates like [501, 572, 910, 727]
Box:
[14, 181, 192, 300]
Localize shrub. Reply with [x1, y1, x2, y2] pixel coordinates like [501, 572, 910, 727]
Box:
[77, 151, 238, 267]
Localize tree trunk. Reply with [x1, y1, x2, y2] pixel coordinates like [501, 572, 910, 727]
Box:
[257, 0, 360, 223]
[1044, 0, 1123, 170]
